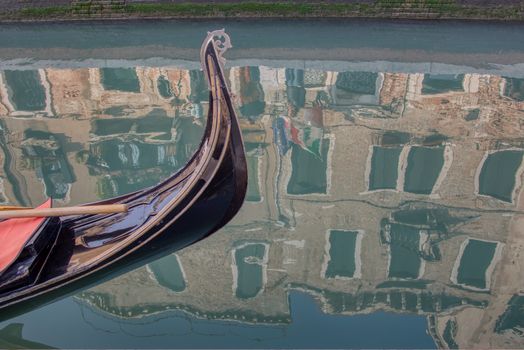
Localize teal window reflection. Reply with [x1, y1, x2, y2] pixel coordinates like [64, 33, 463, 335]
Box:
[455, 239, 499, 290]
[4, 70, 46, 111]
[495, 295, 524, 334]
[503, 77, 524, 102]
[148, 254, 186, 293]
[21, 130, 75, 200]
[233, 242, 268, 299]
[238, 67, 265, 122]
[369, 146, 402, 190]
[478, 150, 524, 203]
[157, 75, 173, 99]
[404, 146, 445, 195]
[92, 118, 134, 136]
[286, 69, 305, 109]
[135, 112, 174, 137]
[287, 139, 330, 195]
[324, 230, 361, 279]
[313, 289, 485, 315]
[100, 68, 140, 93]
[422, 74, 465, 94]
[188, 69, 208, 103]
[387, 224, 423, 280]
[246, 151, 262, 202]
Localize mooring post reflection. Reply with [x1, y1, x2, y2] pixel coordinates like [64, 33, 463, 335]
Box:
[0, 63, 523, 348]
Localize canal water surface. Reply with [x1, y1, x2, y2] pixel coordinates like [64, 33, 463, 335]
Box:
[0, 20, 523, 348]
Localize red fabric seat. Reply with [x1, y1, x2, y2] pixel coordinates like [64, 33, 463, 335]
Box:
[0, 199, 52, 274]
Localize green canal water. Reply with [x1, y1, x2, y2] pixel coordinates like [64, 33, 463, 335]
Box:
[0, 20, 523, 348]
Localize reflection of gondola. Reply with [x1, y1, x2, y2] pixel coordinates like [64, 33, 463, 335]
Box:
[0, 30, 247, 318]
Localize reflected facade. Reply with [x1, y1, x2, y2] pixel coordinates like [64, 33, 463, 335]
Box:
[0, 65, 523, 348]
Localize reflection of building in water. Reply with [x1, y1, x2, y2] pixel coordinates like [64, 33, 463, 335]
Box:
[75, 68, 524, 348]
[0, 66, 523, 348]
[0, 70, 53, 118]
[0, 67, 208, 205]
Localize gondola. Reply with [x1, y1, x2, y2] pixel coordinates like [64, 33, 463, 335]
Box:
[0, 30, 247, 319]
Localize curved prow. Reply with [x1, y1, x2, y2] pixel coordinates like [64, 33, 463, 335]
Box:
[200, 30, 248, 226]
[200, 30, 232, 88]
[0, 30, 248, 317]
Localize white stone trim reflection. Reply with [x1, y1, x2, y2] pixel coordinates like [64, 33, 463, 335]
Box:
[430, 142, 453, 198]
[396, 144, 410, 192]
[463, 74, 480, 93]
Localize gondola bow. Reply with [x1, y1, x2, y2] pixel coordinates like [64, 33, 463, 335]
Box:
[0, 30, 247, 319]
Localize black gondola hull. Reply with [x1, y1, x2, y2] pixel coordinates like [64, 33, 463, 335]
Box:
[0, 30, 247, 319]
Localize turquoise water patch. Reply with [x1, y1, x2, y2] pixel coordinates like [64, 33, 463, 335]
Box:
[325, 230, 359, 279]
[4, 70, 46, 111]
[287, 140, 330, 195]
[100, 68, 140, 93]
[388, 224, 422, 279]
[369, 146, 402, 190]
[234, 243, 267, 299]
[404, 146, 445, 195]
[478, 150, 524, 203]
[456, 239, 498, 290]
[421, 74, 465, 94]
[148, 255, 186, 293]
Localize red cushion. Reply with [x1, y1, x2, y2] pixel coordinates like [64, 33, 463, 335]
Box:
[0, 199, 52, 274]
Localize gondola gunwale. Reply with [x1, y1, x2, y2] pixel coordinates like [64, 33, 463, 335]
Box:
[0, 30, 245, 311]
